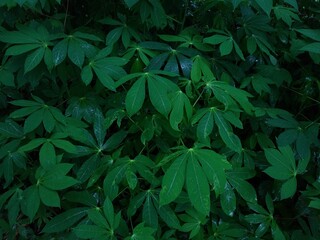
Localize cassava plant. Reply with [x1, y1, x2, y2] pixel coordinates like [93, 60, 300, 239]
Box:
[0, 0, 319, 239]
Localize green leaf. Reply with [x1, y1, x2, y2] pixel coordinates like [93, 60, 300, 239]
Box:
[280, 177, 297, 199]
[187, 152, 210, 215]
[73, 225, 108, 239]
[23, 185, 40, 221]
[87, 209, 109, 228]
[81, 65, 93, 85]
[220, 183, 236, 216]
[51, 139, 77, 153]
[18, 138, 46, 151]
[214, 111, 242, 153]
[5, 43, 40, 56]
[126, 77, 146, 116]
[227, 173, 257, 202]
[93, 110, 106, 147]
[191, 57, 201, 83]
[254, 0, 273, 16]
[233, 40, 245, 60]
[143, 194, 158, 228]
[157, 205, 181, 229]
[169, 91, 192, 131]
[103, 130, 127, 151]
[264, 166, 292, 180]
[204, 35, 229, 45]
[0, 69, 15, 87]
[92, 65, 116, 91]
[124, 0, 139, 8]
[264, 146, 296, 178]
[68, 38, 85, 67]
[43, 109, 55, 132]
[42, 207, 88, 233]
[219, 39, 233, 56]
[160, 153, 188, 205]
[24, 109, 44, 133]
[195, 149, 231, 196]
[39, 142, 56, 169]
[103, 197, 115, 228]
[39, 185, 60, 207]
[300, 43, 320, 54]
[106, 27, 123, 46]
[42, 175, 78, 190]
[127, 222, 156, 240]
[52, 39, 68, 65]
[24, 47, 45, 73]
[0, 121, 24, 138]
[148, 77, 171, 117]
[271, 223, 286, 240]
[295, 28, 320, 41]
[197, 110, 214, 143]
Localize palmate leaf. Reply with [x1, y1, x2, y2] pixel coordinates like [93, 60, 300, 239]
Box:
[81, 48, 128, 90]
[192, 108, 242, 152]
[207, 81, 254, 114]
[122, 71, 178, 116]
[141, 41, 195, 77]
[204, 33, 245, 60]
[160, 147, 231, 215]
[264, 146, 301, 199]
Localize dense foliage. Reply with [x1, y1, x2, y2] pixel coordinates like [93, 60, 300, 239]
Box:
[0, 0, 320, 239]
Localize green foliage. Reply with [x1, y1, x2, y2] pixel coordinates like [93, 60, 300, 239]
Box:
[0, 0, 319, 239]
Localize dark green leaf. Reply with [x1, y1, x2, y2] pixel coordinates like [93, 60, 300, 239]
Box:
[42, 207, 88, 233]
